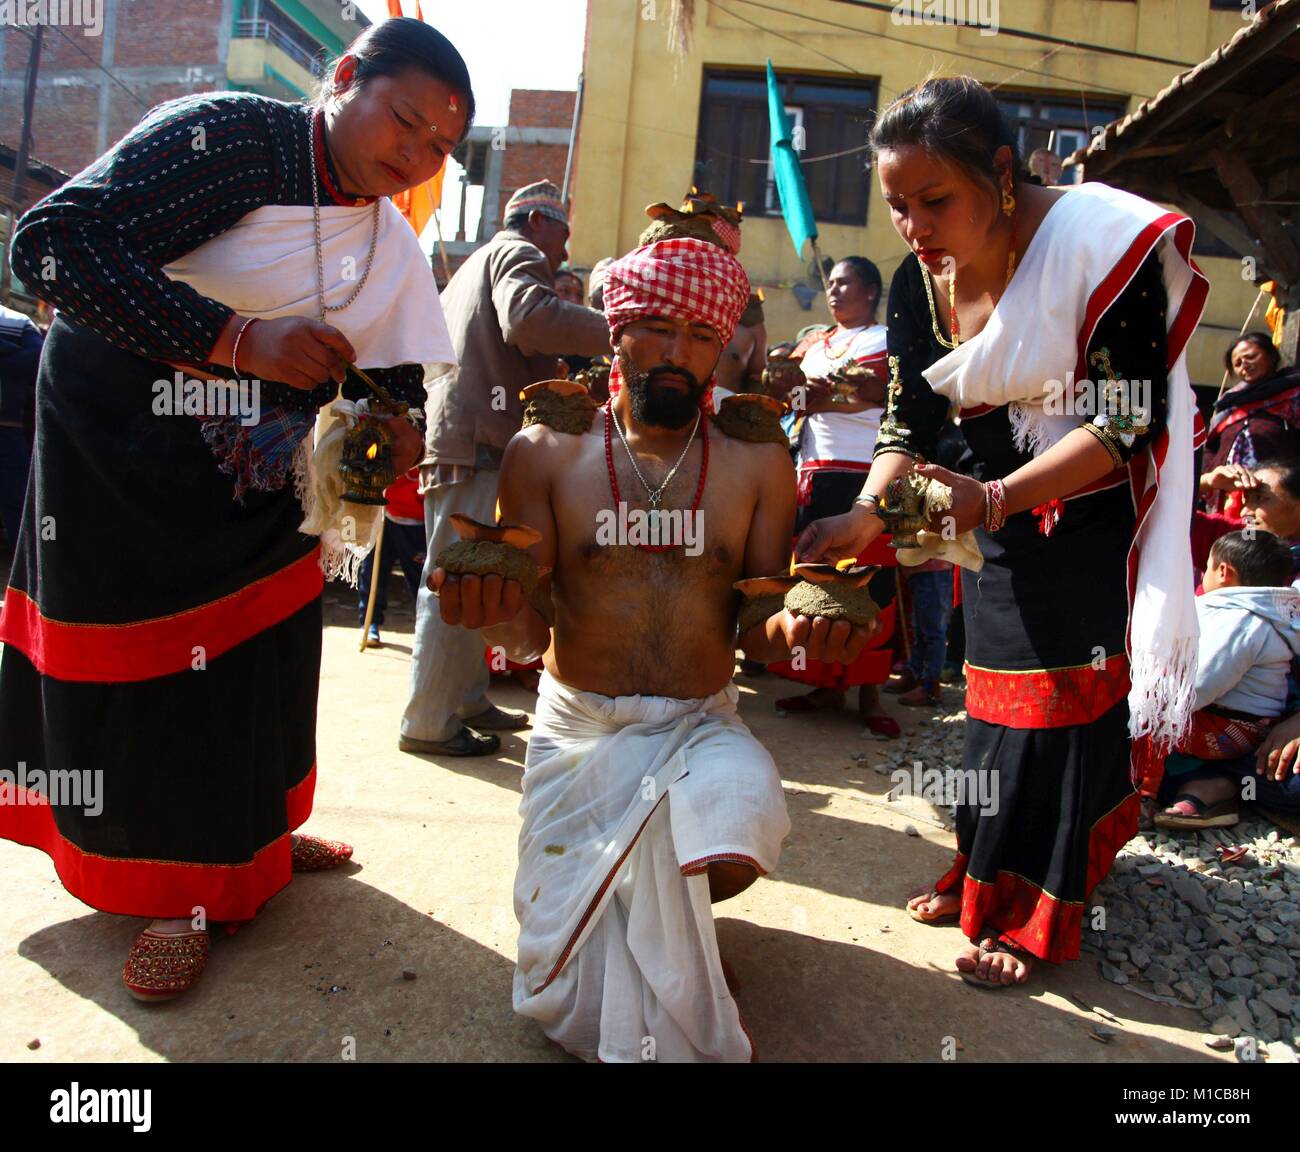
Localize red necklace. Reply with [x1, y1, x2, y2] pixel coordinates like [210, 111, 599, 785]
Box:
[603, 403, 709, 553]
[312, 109, 376, 207]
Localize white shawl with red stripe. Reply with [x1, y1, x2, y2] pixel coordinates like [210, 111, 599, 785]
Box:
[922, 182, 1209, 748]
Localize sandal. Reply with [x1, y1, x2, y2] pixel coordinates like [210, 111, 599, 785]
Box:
[959, 936, 1034, 990]
[291, 834, 354, 873]
[1153, 792, 1240, 830]
[906, 889, 960, 925]
[122, 928, 209, 1002]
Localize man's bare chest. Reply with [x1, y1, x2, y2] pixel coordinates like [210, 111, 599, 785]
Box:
[551, 430, 754, 586]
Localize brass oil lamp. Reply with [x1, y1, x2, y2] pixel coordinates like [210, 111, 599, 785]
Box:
[873, 354, 930, 548]
[339, 364, 409, 506]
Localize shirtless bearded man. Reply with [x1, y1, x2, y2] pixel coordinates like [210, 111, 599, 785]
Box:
[432, 238, 876, 1062]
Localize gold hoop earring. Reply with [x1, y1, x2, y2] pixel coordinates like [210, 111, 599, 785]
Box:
[1001, 187, 1016, 216]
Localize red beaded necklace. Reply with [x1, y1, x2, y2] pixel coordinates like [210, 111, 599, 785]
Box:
[313, 108, 377, 207]
[603, 402, 710, 553]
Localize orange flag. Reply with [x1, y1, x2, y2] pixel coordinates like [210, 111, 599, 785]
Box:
[392, 163, 445, 239]
[386, 0, 438, 236]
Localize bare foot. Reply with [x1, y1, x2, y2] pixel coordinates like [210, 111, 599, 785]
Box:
[1160, 774, 1235, 815]
[957, 938, 1033, 987]
[906, 888, 960, 922]
[857, 682, 885, 719]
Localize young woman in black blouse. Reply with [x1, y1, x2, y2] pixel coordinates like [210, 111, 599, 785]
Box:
[0, 18, 473, 1001]
[799, 78, 1208, 988]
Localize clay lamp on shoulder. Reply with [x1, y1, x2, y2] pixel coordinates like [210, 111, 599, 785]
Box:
[520, 378, 599, 434]
[713, 392, 788, 445]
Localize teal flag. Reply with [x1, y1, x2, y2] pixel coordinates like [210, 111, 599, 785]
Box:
[766, 59, 817, 258]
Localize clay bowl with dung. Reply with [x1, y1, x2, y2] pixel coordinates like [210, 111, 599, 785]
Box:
[733, 564, 881, 634]
[434, 515, 551, 621]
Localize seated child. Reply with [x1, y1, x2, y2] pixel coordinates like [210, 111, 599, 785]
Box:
[1156, 529, 1300, 828]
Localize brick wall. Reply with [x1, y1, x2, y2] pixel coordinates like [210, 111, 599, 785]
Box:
[507, 89, 575, 131]
[0, 0, 226, 179]
[497, 89, 574, 226]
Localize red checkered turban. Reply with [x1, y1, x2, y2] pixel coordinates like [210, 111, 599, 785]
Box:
[603, 237, 751, 408]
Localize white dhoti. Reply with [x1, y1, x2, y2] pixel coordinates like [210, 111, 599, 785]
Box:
[513, 672, 790, 1063]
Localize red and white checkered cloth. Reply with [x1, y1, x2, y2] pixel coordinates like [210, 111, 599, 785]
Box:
[603, 237, 751, 407]
[708, 216, 742, 255]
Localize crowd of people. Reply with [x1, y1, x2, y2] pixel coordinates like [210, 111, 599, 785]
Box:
[1, 14, 1298, 1063]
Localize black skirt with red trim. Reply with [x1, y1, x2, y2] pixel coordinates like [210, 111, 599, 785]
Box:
[0, 317, 324, 920]
[935, 412, 1139, 964]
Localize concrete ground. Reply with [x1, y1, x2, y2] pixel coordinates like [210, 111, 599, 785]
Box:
[1, 581, 1223, 1063]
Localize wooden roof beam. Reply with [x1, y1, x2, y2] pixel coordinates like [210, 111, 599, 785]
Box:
[1212, 151, 1300, 289]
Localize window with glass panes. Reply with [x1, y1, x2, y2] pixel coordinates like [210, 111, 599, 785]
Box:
[996, 93, 1125, 185]
[694, 69, 878, 226]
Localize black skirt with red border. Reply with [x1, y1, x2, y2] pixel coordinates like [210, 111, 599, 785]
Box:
[934, 424, 1138, 964]
[0, 317, 323, 921]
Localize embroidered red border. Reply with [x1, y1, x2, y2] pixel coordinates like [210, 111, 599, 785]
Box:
[0, 549, 324, 684]
[0, 763, 316, 921]
[933, 792, 1138, 964]
[964, 653, 1130, 729]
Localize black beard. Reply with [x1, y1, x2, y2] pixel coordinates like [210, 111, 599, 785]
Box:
[620, 357, 704, 429]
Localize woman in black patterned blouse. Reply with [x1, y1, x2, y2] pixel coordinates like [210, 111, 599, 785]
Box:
[798, 78, 1208, 989]
[0, 18, 473, 1002]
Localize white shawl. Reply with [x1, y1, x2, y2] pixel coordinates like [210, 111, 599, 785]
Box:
[922, 182, 1209, 747]
[164, 200, 457, 581]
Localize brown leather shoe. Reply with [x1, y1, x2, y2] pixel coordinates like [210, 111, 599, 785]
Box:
[898, 680, 942, 707]
[463, 704, 529, 731]
[882, 669, 918, 695]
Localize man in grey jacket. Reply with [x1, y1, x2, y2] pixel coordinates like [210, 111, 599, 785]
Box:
[402, 181, 610, 757]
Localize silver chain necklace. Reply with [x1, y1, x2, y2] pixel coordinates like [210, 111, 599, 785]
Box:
[611, 405, 700, 511]
[311, 113, 381, 321]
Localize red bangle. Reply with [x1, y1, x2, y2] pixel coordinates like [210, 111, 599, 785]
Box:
[231, 317, 259, 377]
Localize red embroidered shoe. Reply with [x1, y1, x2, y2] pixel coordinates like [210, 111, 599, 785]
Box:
[291, 834, 354, 873]
[122, 928, 209, 1002]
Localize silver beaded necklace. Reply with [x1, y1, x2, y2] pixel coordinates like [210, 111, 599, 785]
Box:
[310, 113, 380, 321]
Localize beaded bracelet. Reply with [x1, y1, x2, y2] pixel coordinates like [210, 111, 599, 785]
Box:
[984, 478, 1007, 533]
[231, 317, 260, 378]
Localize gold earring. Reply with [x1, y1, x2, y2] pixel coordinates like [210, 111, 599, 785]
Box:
[1001, 187, 1016, 216]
